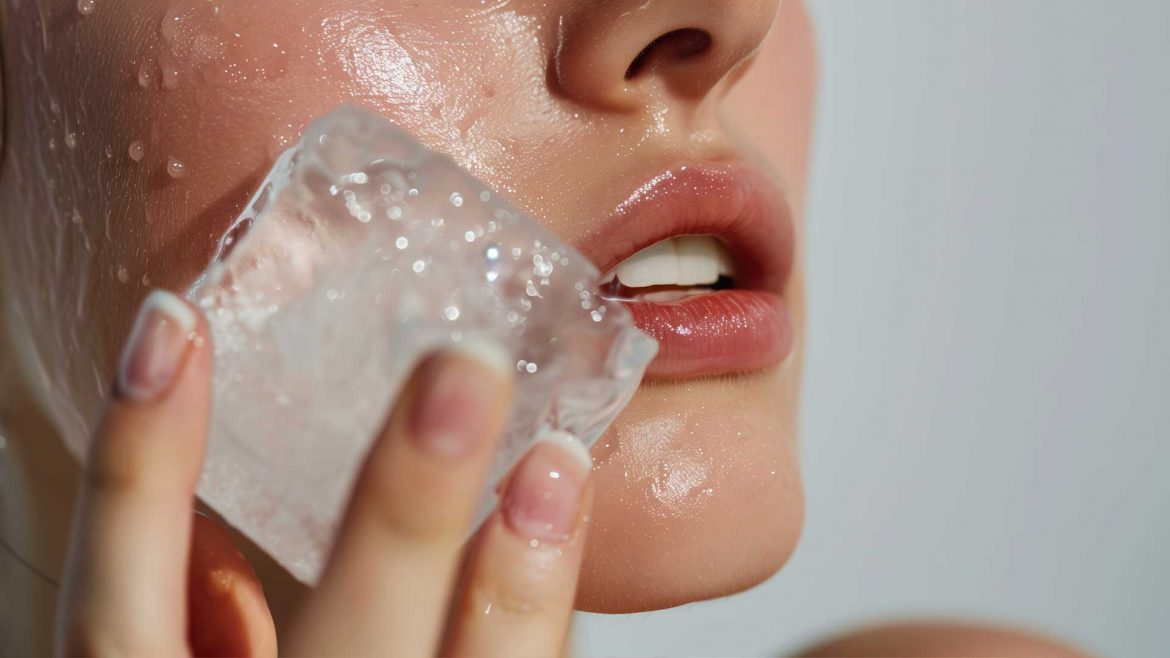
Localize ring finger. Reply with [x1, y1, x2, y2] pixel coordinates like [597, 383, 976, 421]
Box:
[443, 432, 595, 657]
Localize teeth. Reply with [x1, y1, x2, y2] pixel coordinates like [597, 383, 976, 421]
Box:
[609, 236, 733, 288]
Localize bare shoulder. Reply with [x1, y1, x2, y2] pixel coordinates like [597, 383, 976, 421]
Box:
[797, 619, 1096, 658]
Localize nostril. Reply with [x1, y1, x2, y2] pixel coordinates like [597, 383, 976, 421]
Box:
[624, 28, 713, 80]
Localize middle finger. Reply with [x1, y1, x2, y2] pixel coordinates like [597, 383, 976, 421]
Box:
[285, 342, 514, 657]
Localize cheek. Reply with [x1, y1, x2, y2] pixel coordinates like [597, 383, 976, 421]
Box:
[62, 2, 562, 365]
[100, 5, 572, 259]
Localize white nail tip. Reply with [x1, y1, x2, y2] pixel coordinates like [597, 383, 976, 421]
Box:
[141, 289, 197, 333]
[447, 337, 513, 378]
[536, 429, 594, 472]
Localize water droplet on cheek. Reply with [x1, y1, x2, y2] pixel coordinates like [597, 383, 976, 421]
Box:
[116, 266, 130, 283]
[167, 157, 187, 178]
[128, 141, 145, 161]
[77, 0, 96, 16]
[137, 61, 156, 88]
[157, 53, 181, 90]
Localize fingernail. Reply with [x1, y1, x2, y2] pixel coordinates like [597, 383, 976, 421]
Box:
[502, 431, 593, 545]
[408, 339, 512, 459]
[117, 290, 199, 402]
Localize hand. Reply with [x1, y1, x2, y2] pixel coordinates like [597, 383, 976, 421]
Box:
[54, 290, 595, 657]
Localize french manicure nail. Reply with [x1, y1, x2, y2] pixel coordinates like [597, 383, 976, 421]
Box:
[408, 340, 512, 458]
[116, 290, 198, 402]
[502, 431, 592, 545]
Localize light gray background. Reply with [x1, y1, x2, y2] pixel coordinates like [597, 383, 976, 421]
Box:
[575, 1, 1170, 655]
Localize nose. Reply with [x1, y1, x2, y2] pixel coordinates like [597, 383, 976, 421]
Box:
[554, 0, 781, 111]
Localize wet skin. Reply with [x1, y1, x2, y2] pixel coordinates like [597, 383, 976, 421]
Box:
[0, 0, 816, 615]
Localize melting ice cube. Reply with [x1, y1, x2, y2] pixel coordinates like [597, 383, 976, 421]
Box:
[187, 106, 657, 583]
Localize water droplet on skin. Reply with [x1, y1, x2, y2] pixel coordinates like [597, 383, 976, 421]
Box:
[128, 141, 145, 161]
[116, 266, 130, 283]
[64, 131, 78, 149]
[141, 274, 152, 286]
[167, 157, 187, 178]
[160, 61, 180, 90]
[70, 209, 83, 225]
[395, 236, 408, 250]
[450, 192, 464, 207]
[444, 306, 460, 321]
[104, 145, 113, 158]
[77, 0, 95, 16]
[137, 61, 155, 88]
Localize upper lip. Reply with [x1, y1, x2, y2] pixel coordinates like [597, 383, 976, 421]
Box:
[576, 161, 795, 296]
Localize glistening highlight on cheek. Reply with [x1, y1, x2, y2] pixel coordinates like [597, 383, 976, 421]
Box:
[593, 376, 795, 521]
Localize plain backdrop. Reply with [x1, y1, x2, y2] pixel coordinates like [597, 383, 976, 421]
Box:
[575, 1, 1170, 655]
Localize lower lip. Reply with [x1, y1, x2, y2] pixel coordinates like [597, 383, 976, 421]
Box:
[621, 290, 794, 379]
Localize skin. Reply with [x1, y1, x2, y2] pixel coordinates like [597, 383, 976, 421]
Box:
[1, 0, 811, 617]
[0, 0, 1091, 655]
[796, 620, 1097, 658]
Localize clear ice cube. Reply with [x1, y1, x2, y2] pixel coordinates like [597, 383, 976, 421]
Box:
[187, 106, 657, 583]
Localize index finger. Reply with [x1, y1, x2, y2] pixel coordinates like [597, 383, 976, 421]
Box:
[55, 291, 212, 656]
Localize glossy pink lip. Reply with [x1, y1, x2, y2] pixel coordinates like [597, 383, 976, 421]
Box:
[578, 163, 796, 379]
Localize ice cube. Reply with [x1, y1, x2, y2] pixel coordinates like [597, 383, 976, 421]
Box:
[187, 105, 657, 583]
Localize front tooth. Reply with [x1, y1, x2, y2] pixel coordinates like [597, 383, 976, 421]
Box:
[675, 236, 722, 286]
[717, 246, 735, 278]
[615, 239, 678, 288]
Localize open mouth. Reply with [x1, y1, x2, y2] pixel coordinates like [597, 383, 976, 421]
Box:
[580, 163, 796, 379]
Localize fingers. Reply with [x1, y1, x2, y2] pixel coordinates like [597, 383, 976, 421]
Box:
[187, 513, 277, 658]
[443, 433, 594, 657]
[55, 291, 212, 656]
[285, 342, 514, 657]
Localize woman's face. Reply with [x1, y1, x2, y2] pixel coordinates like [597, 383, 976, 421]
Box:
[0, 0, 814, 612]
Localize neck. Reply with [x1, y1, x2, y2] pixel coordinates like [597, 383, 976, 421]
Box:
[0, 298, 78, 653]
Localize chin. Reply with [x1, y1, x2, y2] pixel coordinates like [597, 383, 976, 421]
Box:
[573, 368, 805, 613]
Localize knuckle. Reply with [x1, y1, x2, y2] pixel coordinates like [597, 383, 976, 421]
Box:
[351, 454, 467, 544]
[462, 554, 565, 621]
[464, 580, 553, 621]
[83, 449, 150, 498]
